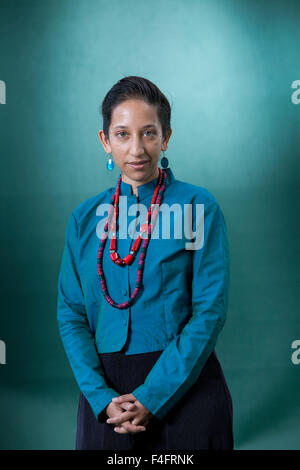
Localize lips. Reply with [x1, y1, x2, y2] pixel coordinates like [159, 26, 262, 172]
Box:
[128, 161, 149, 168]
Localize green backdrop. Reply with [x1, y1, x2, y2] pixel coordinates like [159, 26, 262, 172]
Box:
[0, 0, 299, 450]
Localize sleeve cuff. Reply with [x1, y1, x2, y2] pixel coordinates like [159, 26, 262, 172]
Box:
[132, 384, 166, 420]
[93, 390, 121, 423]
[97, 405, 109, 423]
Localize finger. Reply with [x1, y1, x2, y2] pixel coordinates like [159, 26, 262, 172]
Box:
[131, 413, 150, 425]
[112, 394, 135, 404]
[132, 418, 149, 427]
[114, 422, 146, 434]
[119, 401, 137, 411]
[130, 416, 147, 426]
[122, 422, 147, 434]
[114, 426, 129, 434]
[106, 410, 134, 425]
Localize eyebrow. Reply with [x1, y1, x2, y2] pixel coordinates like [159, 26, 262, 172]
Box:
[112, 124, 158, 130]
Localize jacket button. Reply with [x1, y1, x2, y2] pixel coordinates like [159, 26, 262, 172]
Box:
[123, 319, 128, 325]
[122, 288, 127, 296]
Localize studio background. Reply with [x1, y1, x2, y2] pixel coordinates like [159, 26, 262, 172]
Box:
[0, 0, 299, 450]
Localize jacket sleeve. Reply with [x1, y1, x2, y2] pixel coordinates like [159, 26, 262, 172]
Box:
[57, 211, 120, 421]
[132, 200, 230, 420]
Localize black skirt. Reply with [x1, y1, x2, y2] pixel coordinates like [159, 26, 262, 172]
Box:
[75, 349, 234, 450]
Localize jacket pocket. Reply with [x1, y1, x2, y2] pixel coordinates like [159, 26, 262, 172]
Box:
[162, 302, 175, 341]
[161, 249, 192, 296]
[163, 291, 192, 339]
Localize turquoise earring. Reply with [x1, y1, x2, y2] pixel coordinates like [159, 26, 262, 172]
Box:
[106, 153, 114, 171]
[160, 151, 169, 169]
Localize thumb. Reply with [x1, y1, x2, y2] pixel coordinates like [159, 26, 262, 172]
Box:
[112, 394, 135, 403]
[119, 401, 137, 411]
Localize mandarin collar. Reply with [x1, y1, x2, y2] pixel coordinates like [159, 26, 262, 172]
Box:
[117, 167, 176, 201]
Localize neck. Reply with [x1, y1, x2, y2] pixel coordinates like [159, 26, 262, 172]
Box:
[122, 167, 160, 197]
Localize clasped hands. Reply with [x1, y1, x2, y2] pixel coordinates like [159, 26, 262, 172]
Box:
[105, 393, 152, 434]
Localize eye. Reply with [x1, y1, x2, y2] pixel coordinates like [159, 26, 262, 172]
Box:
[116, 130, 157, 138]
[116, 131, 127, 138]
[144, 130, 156, 137]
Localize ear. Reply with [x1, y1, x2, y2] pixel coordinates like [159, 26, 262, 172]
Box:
[98, 129, 112, 153]
[162, 128, 172, 151]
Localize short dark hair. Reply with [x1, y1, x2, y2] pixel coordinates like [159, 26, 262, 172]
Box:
[100, 76, 172, 140]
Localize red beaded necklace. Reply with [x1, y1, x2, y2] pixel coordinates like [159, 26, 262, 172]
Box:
[97, 167, 167, 309]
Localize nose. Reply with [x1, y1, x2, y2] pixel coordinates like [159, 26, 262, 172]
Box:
[129, 134, 144, 158]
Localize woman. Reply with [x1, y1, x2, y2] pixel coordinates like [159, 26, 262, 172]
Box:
[57, 75, 234, 450]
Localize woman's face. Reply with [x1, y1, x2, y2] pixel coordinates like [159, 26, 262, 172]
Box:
[98, 99, 172, 189]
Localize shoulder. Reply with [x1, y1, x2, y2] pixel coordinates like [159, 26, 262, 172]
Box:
[70, 186, 114, 226]
[170, 177, 219, 206]
[169, 177, 227, 227]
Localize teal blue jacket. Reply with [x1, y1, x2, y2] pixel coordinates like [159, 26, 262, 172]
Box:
[56, 167, 230, 423]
